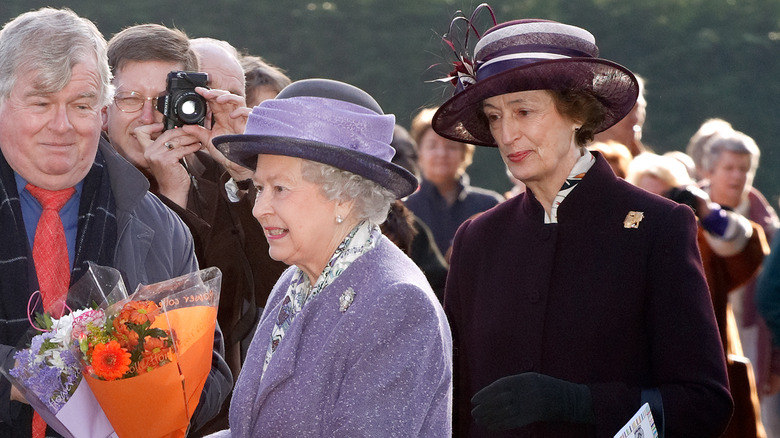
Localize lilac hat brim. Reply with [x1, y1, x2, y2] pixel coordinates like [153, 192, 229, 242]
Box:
[213, 135, 418, 199]
[433, 57, 638, 147]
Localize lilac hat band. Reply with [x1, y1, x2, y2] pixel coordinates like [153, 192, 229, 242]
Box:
[244, 96, 396, 161]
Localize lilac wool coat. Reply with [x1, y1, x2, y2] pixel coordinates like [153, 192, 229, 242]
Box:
[208, 234, 453, 437]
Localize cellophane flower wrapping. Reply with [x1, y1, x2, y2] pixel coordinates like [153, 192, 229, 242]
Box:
[0, 262, 127, 438]
[76, 266, 222, 438]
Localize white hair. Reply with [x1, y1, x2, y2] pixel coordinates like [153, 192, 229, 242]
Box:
[300, 160, 395, 225]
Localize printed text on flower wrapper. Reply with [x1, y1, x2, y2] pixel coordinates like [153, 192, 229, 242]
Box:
[159, 291, 215, 308]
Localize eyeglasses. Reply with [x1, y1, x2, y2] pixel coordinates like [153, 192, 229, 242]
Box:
[113, 91, 160, 113]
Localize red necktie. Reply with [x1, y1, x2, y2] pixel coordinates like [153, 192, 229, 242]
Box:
[26, 184, 74, 438]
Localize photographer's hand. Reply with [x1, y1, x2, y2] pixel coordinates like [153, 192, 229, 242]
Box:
[183, 88, 253, 182]
[135, 123, 202, 208]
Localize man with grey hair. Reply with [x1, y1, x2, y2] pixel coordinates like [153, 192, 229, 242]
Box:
[190, 37, 246, 98]
[0, 8, 231, 437]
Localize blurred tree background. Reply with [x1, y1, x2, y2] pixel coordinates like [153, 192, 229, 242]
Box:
[2, 0, 780, 202]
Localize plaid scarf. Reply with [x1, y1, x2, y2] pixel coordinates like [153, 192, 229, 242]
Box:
[0, 149, 117, 348]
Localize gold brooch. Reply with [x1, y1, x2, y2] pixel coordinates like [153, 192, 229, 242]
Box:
[624, 211, 644, 229]
[339, 287, 356, 312]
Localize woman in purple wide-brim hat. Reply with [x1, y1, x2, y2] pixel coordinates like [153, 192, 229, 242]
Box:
[204, 78, 452, 437]
[435, 8, 732, 438]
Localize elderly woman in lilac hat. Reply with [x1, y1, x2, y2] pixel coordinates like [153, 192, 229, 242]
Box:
[205, 78, 452, 437]
[433, 9, 732, 438]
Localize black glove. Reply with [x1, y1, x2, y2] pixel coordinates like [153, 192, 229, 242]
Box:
[471, 372, 596, 431]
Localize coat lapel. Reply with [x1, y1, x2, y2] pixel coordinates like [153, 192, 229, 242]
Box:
[250, 254, 374, 409]
[253, 309, 302, 405]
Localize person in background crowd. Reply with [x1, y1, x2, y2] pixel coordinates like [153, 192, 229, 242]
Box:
[432, 13, 732, 436]
[206, 78, 452, 436]
[240, 54, 292, 107]
[390, 124, 448, 301]
[593, 73, 648, 157]
[628, 152, 768, 438]
[663, 150, 697, 181]
[380, 200, 417, 255]
[102, 24, 286, 435]
[757, 215, 780, 436]
[693, 124, 780, 436]
[190, 38, 246, 98]
[390, 124, 421, 179]
[686, 118, 735, 181]
[587, 140, 632, 179]
[0, 8, 231, 437]
[405, 107, 503, 260]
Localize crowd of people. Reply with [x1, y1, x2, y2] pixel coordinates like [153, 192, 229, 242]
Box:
[0, 4, 779, 438]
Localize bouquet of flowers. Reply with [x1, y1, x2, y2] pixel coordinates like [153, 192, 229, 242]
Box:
[76, 300, 174, 381]
[77, 265, 221, 438]
[1, 263, 125, 438]
[1, 263, 221, 438]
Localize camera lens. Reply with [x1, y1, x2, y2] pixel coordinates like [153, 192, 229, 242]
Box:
[174, 91, 207, 125]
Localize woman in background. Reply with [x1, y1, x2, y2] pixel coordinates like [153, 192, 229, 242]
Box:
[405, 107, 503, 259]
[628, 152, 767, 438]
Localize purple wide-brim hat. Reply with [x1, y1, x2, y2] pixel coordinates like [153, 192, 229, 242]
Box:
[213, 80, 418, 199]
[433, 19, 639, 147]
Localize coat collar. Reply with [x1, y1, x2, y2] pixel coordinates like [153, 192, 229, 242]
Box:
[519, 150, 616, 224]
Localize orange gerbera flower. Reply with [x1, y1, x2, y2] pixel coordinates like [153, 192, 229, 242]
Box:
[92, 340, 131, 381]
[119, 300, 160, 325]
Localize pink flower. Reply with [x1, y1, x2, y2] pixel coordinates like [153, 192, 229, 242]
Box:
[71, 309, 105, 341]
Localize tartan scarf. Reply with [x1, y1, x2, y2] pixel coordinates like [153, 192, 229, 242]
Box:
[0, 149, 117, 347]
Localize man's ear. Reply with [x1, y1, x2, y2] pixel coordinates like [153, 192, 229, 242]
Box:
[101, 105, 109, 132]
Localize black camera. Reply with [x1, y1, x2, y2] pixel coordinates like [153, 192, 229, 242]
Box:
[156, 71, 209, 131]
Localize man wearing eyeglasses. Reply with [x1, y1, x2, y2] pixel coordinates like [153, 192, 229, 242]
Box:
[102, 24, 201, 206]
[102, 23, 287, 436]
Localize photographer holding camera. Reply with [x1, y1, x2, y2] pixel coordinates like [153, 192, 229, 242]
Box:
[102, 23, 287, 436]
[627, 152, 769, 437]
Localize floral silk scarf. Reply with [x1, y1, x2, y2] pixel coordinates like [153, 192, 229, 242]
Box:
[545, 149, 595, 224]
[263, 220, 380, 375]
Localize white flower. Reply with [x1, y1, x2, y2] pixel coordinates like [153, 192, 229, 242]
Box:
[48, 350, 66, 370]
[50, 308, 92, 347]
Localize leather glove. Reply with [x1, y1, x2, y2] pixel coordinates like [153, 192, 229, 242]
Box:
[471, 372, 596, 431]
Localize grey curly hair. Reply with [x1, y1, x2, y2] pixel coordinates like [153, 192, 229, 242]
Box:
[301, 160, 395, 225]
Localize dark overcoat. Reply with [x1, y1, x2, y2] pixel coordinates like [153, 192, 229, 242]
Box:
[445, 153, 732, 437]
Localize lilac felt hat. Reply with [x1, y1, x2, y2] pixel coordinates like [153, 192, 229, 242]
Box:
[432, 18, 639, 147]
[213, 79, 418, 198]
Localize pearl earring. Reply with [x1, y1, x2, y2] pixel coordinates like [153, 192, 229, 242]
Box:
[336, 215, 343, 224]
